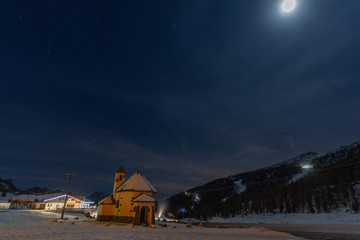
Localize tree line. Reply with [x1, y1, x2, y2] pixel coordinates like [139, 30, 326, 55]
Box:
[168, 153, 360, 220]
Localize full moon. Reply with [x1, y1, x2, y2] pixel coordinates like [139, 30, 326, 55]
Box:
[281, 0, 296, 13]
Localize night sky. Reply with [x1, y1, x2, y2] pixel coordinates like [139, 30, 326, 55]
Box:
[1, 0, 360, 196]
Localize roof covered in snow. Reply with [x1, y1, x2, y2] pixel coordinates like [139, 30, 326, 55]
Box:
[43, 194, 94, 204]
[97, 194, 115, 205]
[116, 171, 157, 193]
[132, 193, 155, 202]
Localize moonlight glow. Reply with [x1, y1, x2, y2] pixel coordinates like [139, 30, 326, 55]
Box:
[281, 0, 296, 13]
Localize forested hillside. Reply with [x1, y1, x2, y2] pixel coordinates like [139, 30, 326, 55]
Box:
[166, 142, 360, 220]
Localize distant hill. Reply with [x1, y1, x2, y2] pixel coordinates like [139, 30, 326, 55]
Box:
[0, 178, 18, 193]
[20, 187, 63, 195]
[87, 191, 110, 204]
[166, 142, 360, 219]
[0, 178, 105, 204]
[0, 178, 107, 204]
[0, 178, 62, 196]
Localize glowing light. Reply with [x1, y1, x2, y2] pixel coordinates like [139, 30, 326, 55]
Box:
[43, 194, 68, 202]
[179, 208, 187, 213]
[157, 201, 167, 219]
[194, 193, 200, 203]
[302, 164, 313, 169]
[281, 0, 296, 13]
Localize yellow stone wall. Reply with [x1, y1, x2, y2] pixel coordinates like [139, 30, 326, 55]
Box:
[114, 191, 135, 218]
[113, 191, 155, 224]
[99, 204, 115, 215]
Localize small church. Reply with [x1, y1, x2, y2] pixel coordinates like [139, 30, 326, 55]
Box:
[97, 166, 157, 225]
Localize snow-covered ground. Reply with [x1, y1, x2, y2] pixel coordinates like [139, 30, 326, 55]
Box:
[0, 210, 302, 240]
[209, 211, 360, 224]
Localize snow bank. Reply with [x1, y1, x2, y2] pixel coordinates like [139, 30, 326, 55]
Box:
[0, 210, 301, 240]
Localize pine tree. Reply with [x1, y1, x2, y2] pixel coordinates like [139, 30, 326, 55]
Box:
[321, 190, 329, 212]
[352, 199, 359, 213]
[314, 191, 321, 212]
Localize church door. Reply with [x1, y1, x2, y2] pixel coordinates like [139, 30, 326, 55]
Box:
[139, 206, 149, 224]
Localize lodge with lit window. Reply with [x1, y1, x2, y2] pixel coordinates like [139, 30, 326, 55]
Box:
[43, 195, 94, 210]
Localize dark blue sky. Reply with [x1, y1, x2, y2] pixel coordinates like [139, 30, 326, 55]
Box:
[1, 0, 360, 196]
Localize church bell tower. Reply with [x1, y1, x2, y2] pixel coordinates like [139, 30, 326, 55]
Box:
[113, 166, 126, 193]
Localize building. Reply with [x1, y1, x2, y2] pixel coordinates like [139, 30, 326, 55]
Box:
[29, 202, 46, 210]
[97, 167, 157, 225]
[9, 199, 33, 209]
[8, 199, 45, 209]
[43, 194, 94, 210]
[0, 203, 10, 209]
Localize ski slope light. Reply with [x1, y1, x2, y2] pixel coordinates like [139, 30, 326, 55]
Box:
[301, 164, 313, 169]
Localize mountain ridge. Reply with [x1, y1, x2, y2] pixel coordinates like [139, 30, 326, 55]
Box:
[166, 141, 360, 219]
[0, 178, 62, 196]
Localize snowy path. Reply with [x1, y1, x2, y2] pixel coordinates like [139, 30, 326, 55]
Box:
[0, 210, 302, 240]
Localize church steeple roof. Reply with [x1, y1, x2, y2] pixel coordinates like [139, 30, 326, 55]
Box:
[116, 166, 126, 173]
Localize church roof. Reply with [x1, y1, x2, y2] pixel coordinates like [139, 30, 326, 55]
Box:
[132, 193, 155, 202]
[116, 171, 157, 193]
[116, 166, 126, 173]
[97, 194, 115, 205]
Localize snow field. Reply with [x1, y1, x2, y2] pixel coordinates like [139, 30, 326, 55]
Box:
[0, 210, 302, 240]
